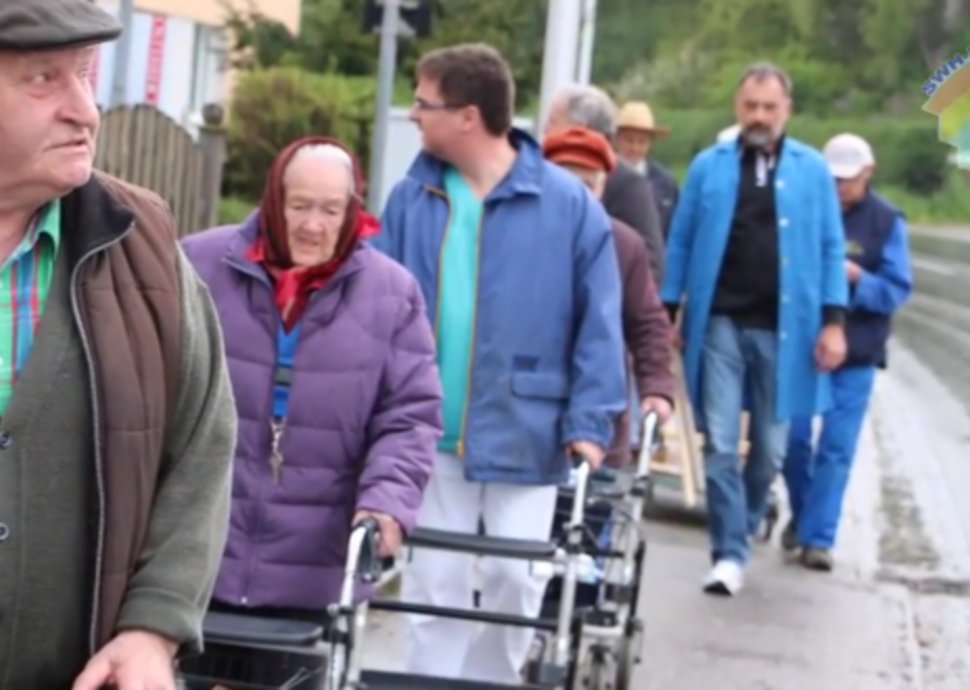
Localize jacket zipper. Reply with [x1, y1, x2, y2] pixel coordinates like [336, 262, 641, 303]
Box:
[426, 183, 484, 458]
[71, 222, 134, 655]
[455, 208, 485, 458]
[227, 254, 351, 604]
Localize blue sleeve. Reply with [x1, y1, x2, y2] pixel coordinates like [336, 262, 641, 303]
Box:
[561, 189, 627, 450]
[371, 183, 406, 259]
[660, 154, 704, 304]
[819, 167, 849, 308]
[852, 216, 913, 315]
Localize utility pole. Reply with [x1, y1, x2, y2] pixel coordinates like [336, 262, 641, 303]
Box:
[577, 0, 598, 84]
[537, 0, 583, 131]
[110, 0, 134, 107]
[367, 0, 401, 214]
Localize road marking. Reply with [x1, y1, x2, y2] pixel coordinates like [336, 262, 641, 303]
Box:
[911, 255, 955, 276]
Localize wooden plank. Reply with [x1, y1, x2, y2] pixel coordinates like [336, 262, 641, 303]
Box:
[180, 146, 203, 237]
[133, 105, 152, 188]
[171, 129, 191, 231]
[146, 108, 161, 194]
[652, 355, 703, 508]
[116, 106, 134, 180]
[162, 121, 183, 219]
[176, 142, 193, 235]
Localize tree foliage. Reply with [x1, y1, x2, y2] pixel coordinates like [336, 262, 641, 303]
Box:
[597, 0, 968, 117]
[224, 67, 374, 200]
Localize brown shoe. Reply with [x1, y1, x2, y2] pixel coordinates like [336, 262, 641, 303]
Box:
[801, 547, 834, 572]
[781, 519, 799, 552]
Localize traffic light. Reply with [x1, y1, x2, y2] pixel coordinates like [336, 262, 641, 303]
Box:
[362, 0, 432, 38]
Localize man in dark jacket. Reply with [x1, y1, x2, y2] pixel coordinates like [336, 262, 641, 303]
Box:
[0, 2, 236, 688]
[616, 101, 680, 239]
[782, 133, 912, 572]
[542, 125, 675, 464]
[545, 85, 666, 284]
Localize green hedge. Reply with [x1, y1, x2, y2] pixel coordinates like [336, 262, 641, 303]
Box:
[650, 110, 950, 195]
[224, 68, 375, 201]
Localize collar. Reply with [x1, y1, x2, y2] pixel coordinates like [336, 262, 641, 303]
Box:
[33, 198, 62, 252]
[59, 173, 136, 269]
[406, 128, 544, 199]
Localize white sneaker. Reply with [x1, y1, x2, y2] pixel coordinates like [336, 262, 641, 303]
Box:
[703, 559, 744, 596]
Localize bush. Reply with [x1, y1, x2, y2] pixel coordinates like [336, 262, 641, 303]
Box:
[218, 196, 255, 226]
[649, 109, 950, 195]
[224, 67, 375, 201]
[882, 169, 970, 224]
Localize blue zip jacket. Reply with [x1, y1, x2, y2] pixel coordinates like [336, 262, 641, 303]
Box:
[373, 130, 627, 485]
[661, 136, 849, 426]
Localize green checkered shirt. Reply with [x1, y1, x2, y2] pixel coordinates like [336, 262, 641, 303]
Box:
[0, 200, 61, 415]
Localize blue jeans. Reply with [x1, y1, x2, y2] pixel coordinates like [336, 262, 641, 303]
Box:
[702, 317, 790, 564]
[784, 365, 877, 549]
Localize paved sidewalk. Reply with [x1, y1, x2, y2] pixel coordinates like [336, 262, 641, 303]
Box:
[361, 342, 970, 689]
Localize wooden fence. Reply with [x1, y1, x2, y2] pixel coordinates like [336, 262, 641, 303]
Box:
[94, 103, 226, 236]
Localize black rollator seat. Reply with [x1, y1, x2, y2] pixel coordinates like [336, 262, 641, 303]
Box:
[406, 527, 560, 561]
[201, 611, 325, 648]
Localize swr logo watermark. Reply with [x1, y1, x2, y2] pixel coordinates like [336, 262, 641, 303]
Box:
[922, 47, 970, 96]
[922, 47, 970, 167]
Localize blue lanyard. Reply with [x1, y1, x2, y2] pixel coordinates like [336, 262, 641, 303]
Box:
[270, 323, 300, 484]
[272, 323, 300, 420]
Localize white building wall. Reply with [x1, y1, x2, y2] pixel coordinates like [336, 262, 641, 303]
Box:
[93, 2, 228, 134]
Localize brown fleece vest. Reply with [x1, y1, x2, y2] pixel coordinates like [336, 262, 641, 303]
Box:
[64, 172, 181, 648]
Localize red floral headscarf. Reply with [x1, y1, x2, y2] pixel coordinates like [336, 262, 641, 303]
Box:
[247, 136, 380, 331]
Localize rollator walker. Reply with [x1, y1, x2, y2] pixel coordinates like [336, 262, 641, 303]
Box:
[179, 412, 661, 690]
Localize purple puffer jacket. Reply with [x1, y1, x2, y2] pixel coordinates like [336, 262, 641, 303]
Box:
[181, 213, 442, 610]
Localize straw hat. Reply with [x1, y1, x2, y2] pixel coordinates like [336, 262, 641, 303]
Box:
[617, 101, 670, 137]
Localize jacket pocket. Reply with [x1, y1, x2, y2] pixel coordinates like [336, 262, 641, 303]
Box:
[511, 372, 570, 400]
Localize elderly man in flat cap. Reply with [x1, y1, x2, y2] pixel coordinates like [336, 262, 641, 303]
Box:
[0, 2, 236, 689]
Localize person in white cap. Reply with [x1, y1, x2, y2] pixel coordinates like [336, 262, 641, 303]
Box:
[781, 133, 913, 572]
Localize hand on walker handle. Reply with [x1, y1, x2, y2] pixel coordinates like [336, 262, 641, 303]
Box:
[567, 440, 605, 472]
[353, 510, 402, 558]
[72, 630, 178, 690]
[641, 396, 673, 425]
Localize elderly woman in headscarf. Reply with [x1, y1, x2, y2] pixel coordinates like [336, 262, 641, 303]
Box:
[181, 136, 442, 625]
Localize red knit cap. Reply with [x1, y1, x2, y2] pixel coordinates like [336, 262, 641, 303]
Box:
[542, 126, 616, 173]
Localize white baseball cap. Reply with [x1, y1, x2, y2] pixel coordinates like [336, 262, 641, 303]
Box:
[824, 133, 875, 179]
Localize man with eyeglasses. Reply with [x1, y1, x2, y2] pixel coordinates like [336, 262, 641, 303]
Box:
[782, 133, 912, 572]
[372, 42, 626, 683]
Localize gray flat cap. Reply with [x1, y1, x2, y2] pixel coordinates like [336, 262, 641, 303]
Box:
[0, 0, 122, 51]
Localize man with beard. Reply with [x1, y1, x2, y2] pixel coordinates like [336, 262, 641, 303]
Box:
[661, 63, 848, 596]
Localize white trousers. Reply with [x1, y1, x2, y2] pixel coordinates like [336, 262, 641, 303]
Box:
[401, 453, 559, 683]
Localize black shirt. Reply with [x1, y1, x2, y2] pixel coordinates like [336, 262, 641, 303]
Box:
[711, 144, 780, 330]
